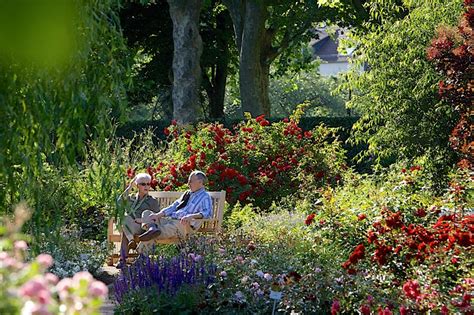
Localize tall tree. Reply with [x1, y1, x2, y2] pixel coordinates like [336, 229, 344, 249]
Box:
[200, 1, 235, 119]
[120, 0, 235, 122]
[167, 0, 204, 125]
[222, 0, 332, 117]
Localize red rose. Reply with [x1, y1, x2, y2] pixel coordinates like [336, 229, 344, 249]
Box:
[331, 300, 340, 315]
[360, 305, 371, 315]
[127, 167, 135, 179]
[305, 213, 316, 226]
[403, 280, 421, 300]
[415, 208, 427, 217]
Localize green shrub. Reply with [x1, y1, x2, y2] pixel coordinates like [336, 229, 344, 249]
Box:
[142, 105, 347, 210]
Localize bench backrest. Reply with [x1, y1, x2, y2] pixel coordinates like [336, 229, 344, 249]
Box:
[149, 190, 226, 233]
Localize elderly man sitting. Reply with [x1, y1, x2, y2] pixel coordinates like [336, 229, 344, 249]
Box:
[131, 170, 213, 251]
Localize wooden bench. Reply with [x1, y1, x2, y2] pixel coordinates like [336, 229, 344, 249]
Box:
[107, 190, 225, 265]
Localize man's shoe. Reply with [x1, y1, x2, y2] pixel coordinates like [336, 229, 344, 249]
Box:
[139, 225, 161, 241]
[128, 239, 138, 250]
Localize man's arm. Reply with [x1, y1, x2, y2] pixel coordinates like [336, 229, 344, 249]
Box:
[180, 194, 212, 224]
[147, 195, 183, 221]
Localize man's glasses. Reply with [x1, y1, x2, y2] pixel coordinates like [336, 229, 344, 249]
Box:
[138, 183, 151, 187]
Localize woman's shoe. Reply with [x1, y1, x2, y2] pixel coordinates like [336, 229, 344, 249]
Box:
[115, 259, 126, 269]
[139, 225, 161, 241]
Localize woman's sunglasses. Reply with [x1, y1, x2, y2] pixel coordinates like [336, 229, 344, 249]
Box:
[138, 183, 151, 187]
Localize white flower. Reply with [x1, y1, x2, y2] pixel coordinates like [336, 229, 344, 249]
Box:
[241, 276, 249, 284]
[256, 270, 264, 278]
[264, 273, 272, 281]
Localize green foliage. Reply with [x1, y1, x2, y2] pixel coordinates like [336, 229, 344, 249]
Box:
[341, 0, 463, 167]
[0, 0, 131, 220]
[223, 202, 257, 230]
[36, 233, 107, 279]
[270, 69, 348, 117]
[115, 285, 200, 315]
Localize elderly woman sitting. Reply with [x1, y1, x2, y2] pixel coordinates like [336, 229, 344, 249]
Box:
[116, 173, 160, 267]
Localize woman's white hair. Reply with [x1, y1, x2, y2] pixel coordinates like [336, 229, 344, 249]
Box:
[135, 173, 152, 184]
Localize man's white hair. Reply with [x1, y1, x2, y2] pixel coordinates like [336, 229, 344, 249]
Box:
[189, 170, 207, 184]
[135, 173, 152, 184]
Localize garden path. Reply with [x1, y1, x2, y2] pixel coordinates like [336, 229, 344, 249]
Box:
[98, 265, 120, 315]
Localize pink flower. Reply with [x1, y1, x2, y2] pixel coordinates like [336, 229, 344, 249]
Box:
[89, 280, 108, 297]
[0, 251, 8, 260]
[72, 271, 93, 286]
[234, 255, 244, 264]
[56, 278, 73, 300]
[220, 271, 227, 277]
[36, 289, 51, 305]
[36, 254, 53, 269]
[14, 240, 28, 250]
[44, 273, 59, 285]
[18, 278, 48, 299]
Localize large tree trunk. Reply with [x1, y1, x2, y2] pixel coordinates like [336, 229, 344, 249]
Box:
[239, 2, 269, 116]
[224, 0, 271, 117]
[167, 0, 203, 125]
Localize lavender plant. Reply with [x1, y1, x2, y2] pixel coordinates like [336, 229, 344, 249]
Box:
[114, 253, 216, 304]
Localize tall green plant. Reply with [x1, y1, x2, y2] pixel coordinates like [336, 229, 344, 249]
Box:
[341, 0, 462, 166]
[0, 1, 131, 222]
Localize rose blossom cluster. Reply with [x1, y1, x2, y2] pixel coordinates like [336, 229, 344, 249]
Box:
[1, 241, 108, 315]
